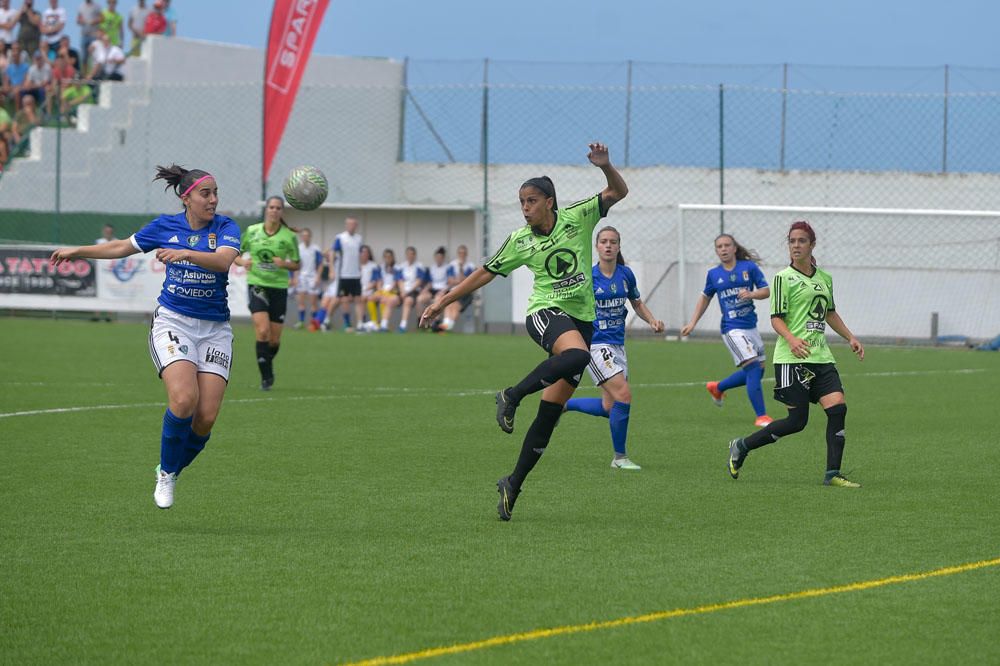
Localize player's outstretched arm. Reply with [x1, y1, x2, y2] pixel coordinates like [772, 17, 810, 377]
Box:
[771, 314, 811, 359]
[630, 298, 665, 334]
[420, 266, 495, 328]
[738, 286, 770, 301]
[680, 294, 712, 337]
[825, 310, 864, 360]
[588, 142, 628, 210]
[50, 238, 139, 265]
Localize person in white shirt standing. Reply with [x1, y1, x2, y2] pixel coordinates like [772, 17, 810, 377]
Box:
[292, 228, 323, 329]
[331, 216, 363, 331]
[40, 0, 66, 59]
[0, 0, 18, 55]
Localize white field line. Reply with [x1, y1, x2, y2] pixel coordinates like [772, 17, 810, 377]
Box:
[0, 368, 985, 421]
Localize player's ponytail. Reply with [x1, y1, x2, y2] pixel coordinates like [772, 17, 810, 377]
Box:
[521, 176, 558, 211]
[788, 220, 818, 267]
[716, 233, 761, 264]
[153, 164, 213, 199]
[596, 226, 625, 265]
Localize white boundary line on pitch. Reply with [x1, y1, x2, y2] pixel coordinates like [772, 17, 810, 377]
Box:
[0, 367, 985, 421]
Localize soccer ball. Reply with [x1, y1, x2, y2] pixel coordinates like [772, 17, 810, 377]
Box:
[282, 165, 329, 211]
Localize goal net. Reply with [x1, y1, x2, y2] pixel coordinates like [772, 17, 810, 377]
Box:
[643, 204, 1000, 343]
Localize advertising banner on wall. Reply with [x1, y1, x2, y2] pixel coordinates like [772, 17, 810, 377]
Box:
[0, 245, 249, 316]
[0, 246, 96, 296]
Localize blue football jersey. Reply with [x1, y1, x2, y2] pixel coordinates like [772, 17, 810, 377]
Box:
[592, 264, 640, 346]
[131, 212, 241, 321]
[702, 259, 768, 333]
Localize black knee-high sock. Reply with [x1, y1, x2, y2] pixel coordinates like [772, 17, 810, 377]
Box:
[824, 403, 847, 472]
[742, 406, 809, 451]
[508, 349, 591, 404]
[268, 343, 280, 360]
[256, 341, 271, 380]
[510, 400, 564, 490]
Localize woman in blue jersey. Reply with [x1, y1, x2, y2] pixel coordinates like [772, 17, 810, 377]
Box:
[50, 164, 241, 509]
[681, 234, 773, 426]
[564, 227, 664, 470]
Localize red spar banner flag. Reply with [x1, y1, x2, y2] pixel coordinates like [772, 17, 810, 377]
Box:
[263, 0, 330, 182]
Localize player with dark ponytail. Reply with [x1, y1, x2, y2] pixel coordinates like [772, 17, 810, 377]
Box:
[727, 220, 865, 488]
[51, 164, 241, 509]
[420, 143, 629, 521]
[681, 233, 773, 426]
[564, 226, 664, 470]
[235, 195, 301, 390]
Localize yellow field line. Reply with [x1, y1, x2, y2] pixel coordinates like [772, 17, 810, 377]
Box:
[340, 556, 1000, 666]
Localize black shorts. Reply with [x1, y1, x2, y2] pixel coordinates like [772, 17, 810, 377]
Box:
[525, 307, 594, 355]
[773, 363, 844, 407]
[248, 285, 288, 323]
[402, 289, 421, 302]
[337, 278, 362, 297]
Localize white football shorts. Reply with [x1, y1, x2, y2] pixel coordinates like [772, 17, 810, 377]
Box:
[149, 305, 234, 381]
[323, 278, 340, 299]
[296, 271, 320, 295]
[722, 328, 766, 366]
[587, 343, 628, 385]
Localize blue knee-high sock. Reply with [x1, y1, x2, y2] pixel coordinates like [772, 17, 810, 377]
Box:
[565, 397, 609, 417]
[744, 362, 767, 417]
[314, 309, 327, 324]
[298, 309, 305, 323]
[609, 401, 631, 455]
[160, 409, 192, 475]
[343, 313, 351, 327]
[718, 367, 747, 393]
[178, 430, 210, 474]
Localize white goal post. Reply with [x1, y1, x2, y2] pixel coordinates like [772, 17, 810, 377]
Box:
[674, 204, 1000, 342]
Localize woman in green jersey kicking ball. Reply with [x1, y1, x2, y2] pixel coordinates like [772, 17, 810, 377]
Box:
[727, 220, 864, 487]
[420, 142, 629, 520]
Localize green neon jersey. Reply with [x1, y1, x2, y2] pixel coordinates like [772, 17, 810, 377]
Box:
[241, 223, 300, 289]
[771, 265, 837, 365]
[485, 194, 605, 321]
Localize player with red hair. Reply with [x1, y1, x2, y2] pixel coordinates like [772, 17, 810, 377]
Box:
[726, 221, 865, 487]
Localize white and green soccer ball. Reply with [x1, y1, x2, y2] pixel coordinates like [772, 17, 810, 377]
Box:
[282, 165, 329, 211]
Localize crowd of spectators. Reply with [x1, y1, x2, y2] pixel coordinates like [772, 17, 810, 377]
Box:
[0, 0, 176, 169]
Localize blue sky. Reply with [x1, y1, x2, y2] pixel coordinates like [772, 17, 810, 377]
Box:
[49, 0, 1000, 68]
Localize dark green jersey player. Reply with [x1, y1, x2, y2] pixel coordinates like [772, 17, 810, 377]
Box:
[235, 196, 302, 391]
[419, 142, 629, 521]
[727, 221, 865, 488]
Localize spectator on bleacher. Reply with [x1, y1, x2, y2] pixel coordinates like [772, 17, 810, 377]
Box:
[56, 34, 78, 70]
[40, 0, 65, 59]
[99, 0, 122, 47]
[358, 244, 379, 330]
[417, 246, 449, 318]
[127, 0, 147, 56]
[0, 0, 17, 55]
[13, 90, 39, 143]
[143, 0, 165, 37]
[435, 243, 476, 332]
[0, 92, 12, 168]
[15, 0, 41, 56]
[396, 246, 425, 333]
[23, 48, 48, 104]
[86, 29, 123, 81]
[161, 0, 174, 36]
[76, 0, 102, 69]
[372, 248, 401, 332]
[2, 41, 28, 109]
[59, 72, 91, 123]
